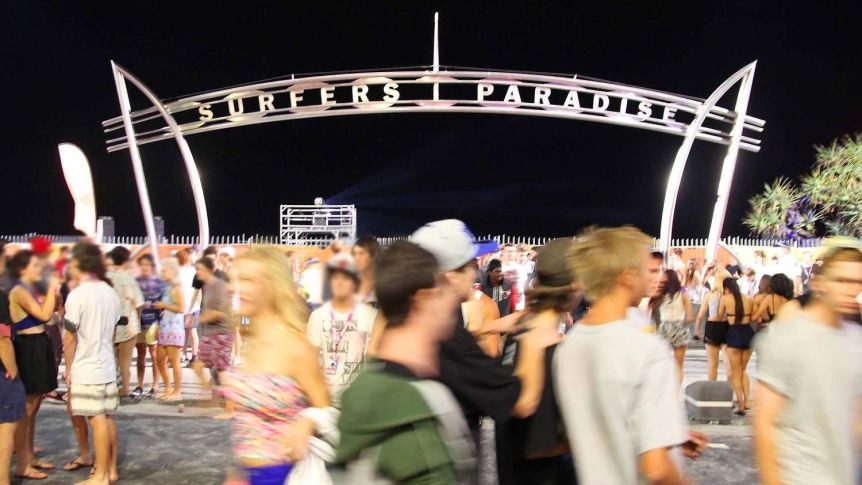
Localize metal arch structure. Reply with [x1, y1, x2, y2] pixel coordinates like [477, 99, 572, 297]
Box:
[111, 62, 210, 267]
[104, 15, 764, 252]
[658, 61, 757, 262]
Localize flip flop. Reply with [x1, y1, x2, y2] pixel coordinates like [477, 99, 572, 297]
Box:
[15, 469, 48, 480]
[32, 461, 55, 470]
[64, 459, 94, 471]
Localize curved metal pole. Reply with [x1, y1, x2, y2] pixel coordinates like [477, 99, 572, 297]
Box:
[112, 61, 210, 250]
[705, 63, 756, 261]
[658, 61, 758, 260]
[111, 63, 161, 267]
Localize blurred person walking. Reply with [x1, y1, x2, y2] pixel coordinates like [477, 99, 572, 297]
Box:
[412, 219, 551, 482]
[496, 239, 577, 485]
[555, 227, 706, 485]
[222, 247, 330, 485]
[192, 257, 235, 406]
[754, 246, 862, 485]
[337, 241, 473, 483]
[8, 250, 60, 477]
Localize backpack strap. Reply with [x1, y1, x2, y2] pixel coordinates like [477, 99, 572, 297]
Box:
[409, 380, 477, 484]
[345, 445, 394, 485]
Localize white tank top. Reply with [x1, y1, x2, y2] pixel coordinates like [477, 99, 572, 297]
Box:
[660, 293, 686, 322]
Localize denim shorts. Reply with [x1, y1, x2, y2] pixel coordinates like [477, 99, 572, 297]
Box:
[0, 372, 26, 423]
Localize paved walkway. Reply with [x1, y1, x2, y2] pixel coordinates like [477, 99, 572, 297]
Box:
[13, 342, 759, 484]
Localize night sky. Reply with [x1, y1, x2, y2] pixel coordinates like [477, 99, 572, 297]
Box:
[3, 2, 860, 239]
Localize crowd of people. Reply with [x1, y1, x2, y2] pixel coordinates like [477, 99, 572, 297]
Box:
[0, 227, 860, 485]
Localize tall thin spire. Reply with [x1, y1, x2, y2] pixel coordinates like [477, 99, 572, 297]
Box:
[433, 12, 440, 72]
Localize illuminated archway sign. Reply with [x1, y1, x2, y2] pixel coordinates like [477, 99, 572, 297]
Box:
[103, 14, 763, 265]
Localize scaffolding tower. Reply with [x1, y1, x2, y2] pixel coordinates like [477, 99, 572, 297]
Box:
[279, 203, 357, 246]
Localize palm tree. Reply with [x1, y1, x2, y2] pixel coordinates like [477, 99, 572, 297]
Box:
[745, 134, 862, 238]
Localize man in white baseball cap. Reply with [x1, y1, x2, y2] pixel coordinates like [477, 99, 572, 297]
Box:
[411, 219, 539, 482]
[411, 219, 480, 303]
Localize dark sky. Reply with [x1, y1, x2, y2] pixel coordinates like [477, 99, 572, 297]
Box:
[3, 2, 860, 239]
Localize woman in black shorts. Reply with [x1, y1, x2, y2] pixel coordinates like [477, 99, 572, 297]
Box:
[718, 278, 754, 415]
[696, 269, 731, 381]
[7, 250, 61, 478]
[753, 273, 793, 330]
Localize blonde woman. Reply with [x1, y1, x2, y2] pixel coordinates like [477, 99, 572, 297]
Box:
[221, 247, 329, 485]
[155, 258, 185, 401]
[695, 268, 731, 381]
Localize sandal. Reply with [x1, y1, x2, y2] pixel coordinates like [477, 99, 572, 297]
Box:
[32, 461, 55, 470]
[64, 459, 93, 471]
[15, 469, 48, 480]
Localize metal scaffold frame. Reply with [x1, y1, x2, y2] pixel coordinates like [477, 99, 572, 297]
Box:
[279, 204, 357, 246]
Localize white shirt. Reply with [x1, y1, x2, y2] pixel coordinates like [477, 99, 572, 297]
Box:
[179, 265, 199, 313]
[107, 269, 144, 343]
[778, 255, 802, 280]
[300, 265, 324, 305]
[501, 262, 529, 311]
[738, 277, 759, 298]
[755, 315, 862, 484]
[66, 280, 121, 385]
[307, 301, 377, 404]
[554, 320, 688, 485]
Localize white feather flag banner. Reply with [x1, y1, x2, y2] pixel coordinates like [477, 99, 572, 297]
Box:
[58, 143, 97, 238]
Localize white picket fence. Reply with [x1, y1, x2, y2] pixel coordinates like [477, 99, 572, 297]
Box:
[379, 235, 837, 249]
[0, 233, 849, 249]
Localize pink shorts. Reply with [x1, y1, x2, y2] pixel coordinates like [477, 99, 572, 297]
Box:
[198, 333, 234, 371]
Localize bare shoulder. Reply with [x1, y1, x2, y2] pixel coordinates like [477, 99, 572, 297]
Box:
[8, 285, 25, 300]
[281, 331, 319, 362]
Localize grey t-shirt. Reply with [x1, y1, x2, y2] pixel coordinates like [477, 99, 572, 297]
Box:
[754, 314, 862, 485]
[554, 320, 688, 485]
[200, 278, 233, 336]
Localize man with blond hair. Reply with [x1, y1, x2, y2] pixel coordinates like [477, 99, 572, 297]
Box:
[754, 246, 862, 485]
[554, 227, 706, 485]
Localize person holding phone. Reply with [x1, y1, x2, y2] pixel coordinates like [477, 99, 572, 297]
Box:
[7, 250, 60, 478]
